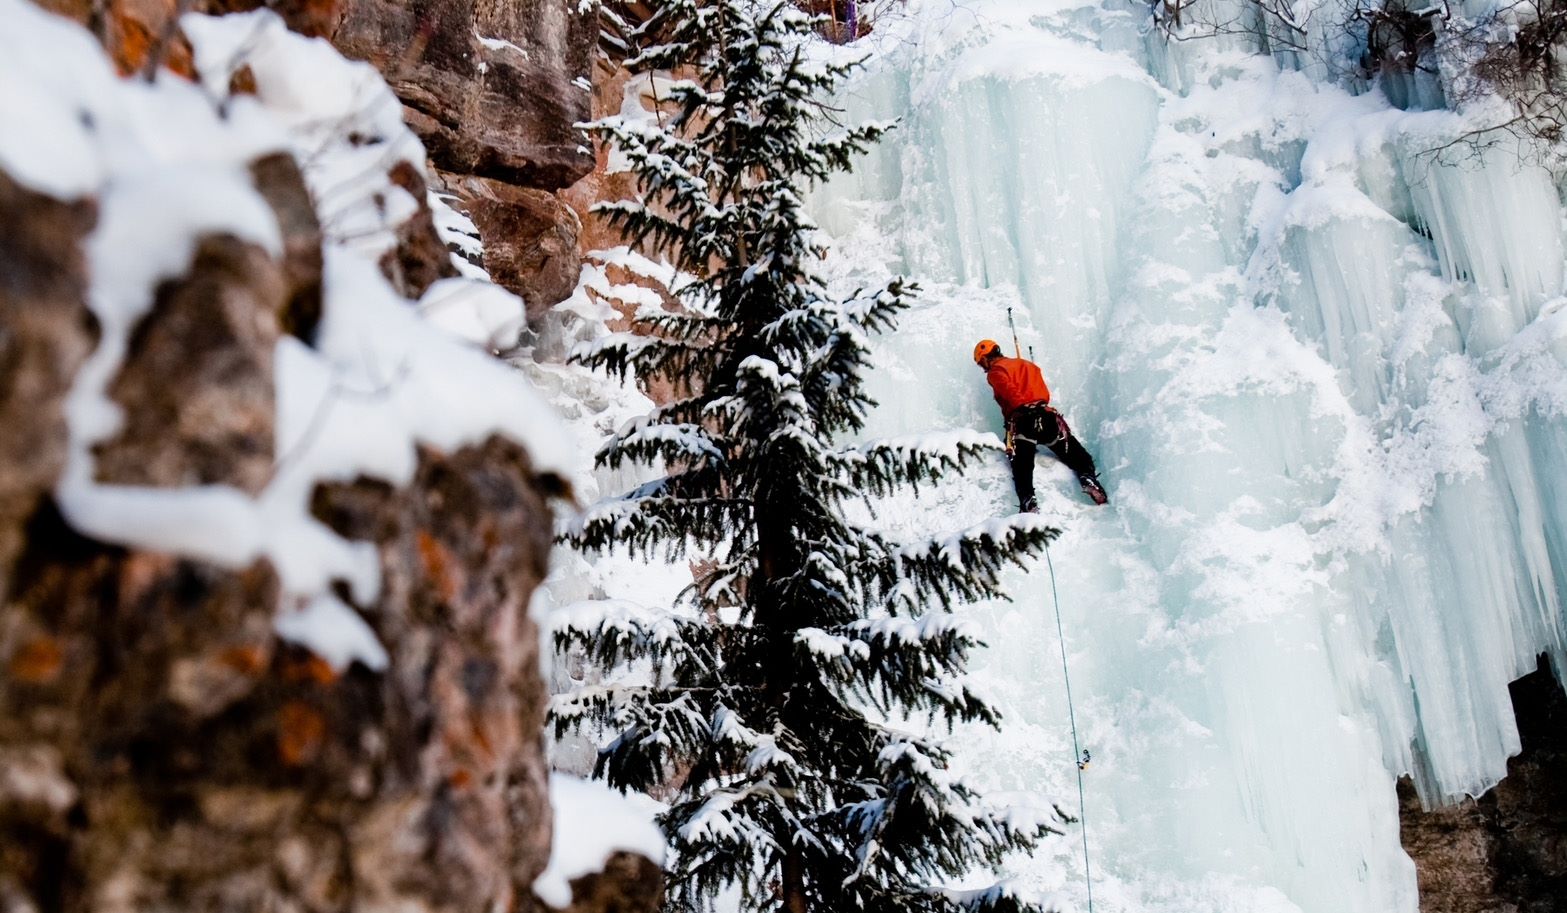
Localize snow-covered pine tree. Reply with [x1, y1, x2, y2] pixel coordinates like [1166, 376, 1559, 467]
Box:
[556, 3, 1063, 912]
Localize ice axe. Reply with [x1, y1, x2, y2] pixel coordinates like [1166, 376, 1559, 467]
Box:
[1004, 307, 1030, 454]
[1005, 305, 1037, 360]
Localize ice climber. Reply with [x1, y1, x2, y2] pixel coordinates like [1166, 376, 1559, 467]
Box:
[974, 339, 1108, 510]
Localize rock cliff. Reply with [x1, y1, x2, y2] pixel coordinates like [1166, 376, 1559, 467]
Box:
[1399, 656, 1567, 912]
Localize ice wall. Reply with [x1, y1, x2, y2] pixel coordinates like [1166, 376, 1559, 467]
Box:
[809, 2, 1567, 911]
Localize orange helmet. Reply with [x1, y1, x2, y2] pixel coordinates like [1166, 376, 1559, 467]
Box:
[973, 339, 1001, 365]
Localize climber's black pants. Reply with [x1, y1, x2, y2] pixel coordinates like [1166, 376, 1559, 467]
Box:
[1008, 402, 1098, 508]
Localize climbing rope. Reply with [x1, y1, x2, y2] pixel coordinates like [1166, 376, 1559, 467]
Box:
[1043, 538, 1095, 913]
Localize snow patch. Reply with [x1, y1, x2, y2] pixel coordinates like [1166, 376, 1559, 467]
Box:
[533, 774, 665, 908]
[274, 593, 390, 672]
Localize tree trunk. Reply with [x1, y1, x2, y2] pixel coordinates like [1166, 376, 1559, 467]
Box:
[781, 840, 810, 913]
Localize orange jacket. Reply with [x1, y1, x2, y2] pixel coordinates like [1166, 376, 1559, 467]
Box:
[985, 356, 1051, 421]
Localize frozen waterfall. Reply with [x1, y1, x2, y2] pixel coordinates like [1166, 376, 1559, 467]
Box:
[805, 1, 1567, 911]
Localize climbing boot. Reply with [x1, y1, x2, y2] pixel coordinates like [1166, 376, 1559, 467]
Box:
[1020, 497, 1039, 514]
[1080, 475, 1108, 505]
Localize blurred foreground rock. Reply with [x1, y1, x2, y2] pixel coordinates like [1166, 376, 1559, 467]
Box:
[0, 10, 661, 902]
[0, 172, 96, 606]
[0, 151, 540, 912]
[556, 852, 665, 913]
[34, 0, 594, 318]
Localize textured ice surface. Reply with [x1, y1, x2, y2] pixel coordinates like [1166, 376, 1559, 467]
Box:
[803, 1, 1567, 911]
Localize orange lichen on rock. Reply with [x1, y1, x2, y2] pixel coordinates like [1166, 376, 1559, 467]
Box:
[416, 529, 459, 603]
[277, 701, 327, 766]
[118, 552, 178, 605]
[8, 637, 64, 684]
[218, 643, 270, 676]
[281, 653, 340, 686]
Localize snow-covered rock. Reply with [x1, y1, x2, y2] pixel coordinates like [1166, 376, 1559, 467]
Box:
[0, 3, 643, 912]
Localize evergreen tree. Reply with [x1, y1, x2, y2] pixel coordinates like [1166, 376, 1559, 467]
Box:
[557, 3, 1064, 912]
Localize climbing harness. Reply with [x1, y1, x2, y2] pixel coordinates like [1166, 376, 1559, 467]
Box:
[1002, 310, 1065, 451]
[1011, 404, 1071, 452]
[1044, 538, 1095, 913]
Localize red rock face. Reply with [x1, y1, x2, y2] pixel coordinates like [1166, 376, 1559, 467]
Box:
[325, 0, 598, 317]
[332, 0, 596, 192]
[1399, 656, 1567, 913]
[559, 60, 645, 261]
[438, 172, 583, 322]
